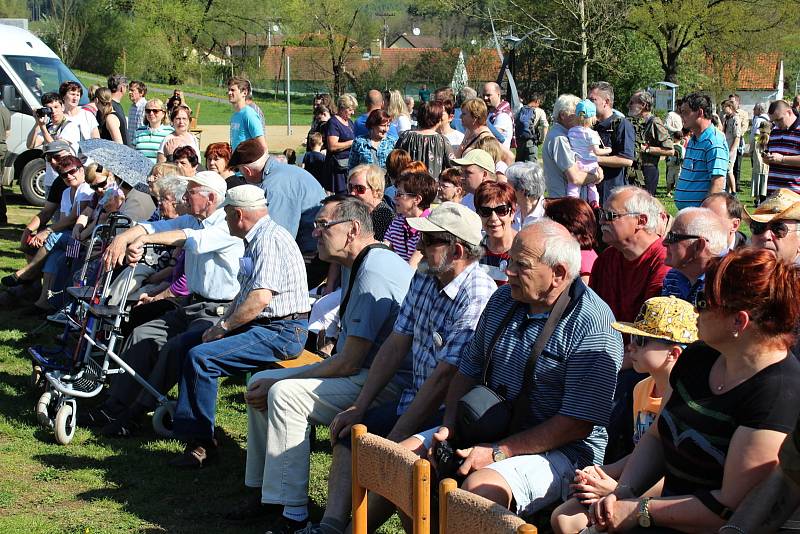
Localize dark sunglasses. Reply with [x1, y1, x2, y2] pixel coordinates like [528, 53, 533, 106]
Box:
[59, 167, 80, 180]
[90, 178, 108, 191]
[750, 220, 793, 239]
[145, 108, 163, 114]
[631, 334, 675, 347]
[348, 183, 368, 194]
[694, 290, 708, 311]
[476, 204, 513, 218]
[663, 231, 703, 245]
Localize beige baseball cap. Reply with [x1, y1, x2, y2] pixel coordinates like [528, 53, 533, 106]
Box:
[189, 171, 227, 199]
[221, 184, 268, 208]
[450, 149, 495, 174]
[406, 201, 483, 246]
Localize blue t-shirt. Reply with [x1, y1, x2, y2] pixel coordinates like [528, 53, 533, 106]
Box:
[675, 125, 729, 209]
[353, 113, 370, 138]
[594, 115, 635, 204]
[230, 106, 265, 149]
[337, 248, 415, 369]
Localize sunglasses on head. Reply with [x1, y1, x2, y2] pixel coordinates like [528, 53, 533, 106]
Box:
[749, 220, 794, 238]
[348, 183, 368, 194]
[663, 231, 703, 245]
[476, 204, 513, 218]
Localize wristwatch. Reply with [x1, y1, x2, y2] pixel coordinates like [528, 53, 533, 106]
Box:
[492, 443, 507, 462]
[638, 497, 653, 528]
[218, 320, 229, 333]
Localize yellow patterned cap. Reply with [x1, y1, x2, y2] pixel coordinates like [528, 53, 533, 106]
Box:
[612, 296, 698, 344]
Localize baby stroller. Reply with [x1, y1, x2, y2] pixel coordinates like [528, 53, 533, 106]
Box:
[30, 214, 177, 444]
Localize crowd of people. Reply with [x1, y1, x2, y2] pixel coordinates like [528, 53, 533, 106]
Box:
[3, 72, 800, 534]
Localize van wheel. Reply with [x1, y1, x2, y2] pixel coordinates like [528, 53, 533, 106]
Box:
[20, 159, 46, 207]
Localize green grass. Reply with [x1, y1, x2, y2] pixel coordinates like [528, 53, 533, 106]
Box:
[0, 158, 756, 532]
[72, 69, 315, 126]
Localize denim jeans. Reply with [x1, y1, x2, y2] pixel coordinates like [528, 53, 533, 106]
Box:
[173, 318, 308, 441]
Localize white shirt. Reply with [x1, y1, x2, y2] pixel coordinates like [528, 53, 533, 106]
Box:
[445, 129, 465, 151]
[67, 109, 99, 140]
[43, 120, 81, 188]
[491, 112, 514, 149]
[60, 182, 94, 217]
[393, 115, 412, 134]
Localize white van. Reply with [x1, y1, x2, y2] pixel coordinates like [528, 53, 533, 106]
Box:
[0, 23, 89, 206]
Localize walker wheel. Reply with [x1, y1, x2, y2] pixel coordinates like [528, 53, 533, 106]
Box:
[152, 400, 176, 438]
[54, 403, 76, 445]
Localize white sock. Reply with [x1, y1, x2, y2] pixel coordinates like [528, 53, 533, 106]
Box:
[283, 504, 309, 522]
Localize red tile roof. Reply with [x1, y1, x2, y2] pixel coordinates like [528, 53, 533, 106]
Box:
[706, 52, 780, 91]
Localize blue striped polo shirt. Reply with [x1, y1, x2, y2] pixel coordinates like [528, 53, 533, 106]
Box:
[458, 282, 624, 467]
[767, 116, 800, 194]
[674, 125, 729, 209]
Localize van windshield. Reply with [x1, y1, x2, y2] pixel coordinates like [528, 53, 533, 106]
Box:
[4, 55, 88, 105]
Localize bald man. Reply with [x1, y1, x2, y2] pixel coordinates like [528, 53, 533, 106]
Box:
[353, 89, 392, 138]
[483, 82, 514, 149]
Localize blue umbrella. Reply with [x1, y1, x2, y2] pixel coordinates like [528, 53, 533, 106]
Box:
[79, 139, 152, 192]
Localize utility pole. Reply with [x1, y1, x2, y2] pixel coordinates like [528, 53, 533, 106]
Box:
[376, 12, 395, 49]
[579, 0, 587, 98]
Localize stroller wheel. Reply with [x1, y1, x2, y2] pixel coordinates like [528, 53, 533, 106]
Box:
[54, 403, 76, 445]
[35, 391, 54, 428]
[152, 401, 176, 438]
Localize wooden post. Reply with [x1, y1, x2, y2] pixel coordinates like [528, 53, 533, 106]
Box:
[351, 424, 368, 534]
[439, 478, 457, 534]
[413, 459, 431, 534]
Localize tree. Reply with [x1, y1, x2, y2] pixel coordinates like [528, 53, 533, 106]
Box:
[38, 0, 90, 65]
[627, 0, 796, 84]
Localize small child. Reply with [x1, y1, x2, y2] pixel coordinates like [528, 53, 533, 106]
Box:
[550, 296, 698, 534]
[567, 99, 611, 207]
[283, 147, 297, 165]
[665, 130, 685, 198]
[302, 132, 327, 188]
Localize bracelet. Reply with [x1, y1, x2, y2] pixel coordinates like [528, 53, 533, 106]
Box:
[719, 525, 745, 534]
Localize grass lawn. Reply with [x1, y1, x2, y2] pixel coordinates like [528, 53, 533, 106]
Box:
[73, 70, 315, 127]
[0, 158, 754, 533]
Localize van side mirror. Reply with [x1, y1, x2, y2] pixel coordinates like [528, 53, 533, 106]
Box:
[2, 85, 22, 112]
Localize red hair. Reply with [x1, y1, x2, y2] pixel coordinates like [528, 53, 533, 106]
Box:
[475, 181, 516, 211]
[205, 142, 232, 163]
[705, 247, 800, 345]
[386, 149, 412, 181]
[545, 197, 598, 251]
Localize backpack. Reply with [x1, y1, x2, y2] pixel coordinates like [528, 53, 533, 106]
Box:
[515, 106, 540, 145]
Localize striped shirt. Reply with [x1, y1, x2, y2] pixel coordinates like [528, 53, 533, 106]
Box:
[232, 215, 310, 318]
[127, 98, 147, 146]
[674, 125, 729, 209]
[767, 116, 800, 194]
[135, 124, 175, 163]
[459, 282, 624, 467]
[393, 262, 497, 414]
[384, 209, 430, 261]
[661, 269, 704, 304]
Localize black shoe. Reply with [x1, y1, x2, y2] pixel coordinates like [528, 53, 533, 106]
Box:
[265, 515, 308, 534]
[1, 273, 28, 287]
[100, 416, 141, 438]
[224, 493, 282, 522]
[77, 406, 118, 428]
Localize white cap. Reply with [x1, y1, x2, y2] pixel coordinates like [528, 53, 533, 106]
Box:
[221, 184, 268, 208]
[189, 171, 227, 199]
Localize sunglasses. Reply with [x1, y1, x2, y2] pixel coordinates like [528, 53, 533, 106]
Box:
[694, 290, 708, 311]
[348, 183, 368, 194]
[59, 167, 81, 180]
[663, 231, 703, 245]
[749, 220, 795, 239]
[599, 210, 641, 222]
[421, 234, 451, 248]
[145, 108, 163, 114]
[476, 204, 513, 218]
[90, 178, 108, 191]
[631, 334, 675, 347]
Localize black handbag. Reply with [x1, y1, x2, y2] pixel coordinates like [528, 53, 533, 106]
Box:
[332, 154, 350, 172]
[453, 282, 573, 447]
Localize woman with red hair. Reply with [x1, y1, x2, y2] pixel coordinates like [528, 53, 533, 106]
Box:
[545, 197, 598, 283]
[204, 142, 242, 189]
[591, 248, 800, 534]
[475, 181, 517, 284]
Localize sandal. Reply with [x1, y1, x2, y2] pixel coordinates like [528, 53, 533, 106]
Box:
[100, 418, 140, 438]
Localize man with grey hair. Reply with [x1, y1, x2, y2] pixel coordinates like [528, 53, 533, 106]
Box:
[590, 185, 670, 461]
[416, 219, 624, 518]
[542, 93, 604, 198]
[627, 90, 673, 196]
[225, 194, 415, 530]
[661, 207, 728, 303]
[588, 81, 635, 203]
[505, 161, 546, 229]
[310, 201, 497, 534]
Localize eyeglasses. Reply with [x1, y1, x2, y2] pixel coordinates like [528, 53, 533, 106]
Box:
[749, 220, 797, 239]
[394, 191, 417, 198]
[145, 108, 163, 114]
[313, 218, 352, 230]
[476, 204, 513, 218]
[90, 178, 108, 191]
[599, 210, 641, 222]
[438, 181, 455, 189]
[663, 231, 704, 245]
[59, 167, 80, 180]
[421, 233, 452, 248]
[631, 334, 675, 347]
[348, 183, 368, 194]
[694, 290, 708, 311]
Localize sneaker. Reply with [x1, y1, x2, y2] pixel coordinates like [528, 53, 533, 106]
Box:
[264, 515, 308, 534]
[47, 311, 71, 325]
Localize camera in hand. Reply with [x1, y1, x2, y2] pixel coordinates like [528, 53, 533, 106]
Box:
[35, 107, 53, 119]
[433, 440, 464, 480]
